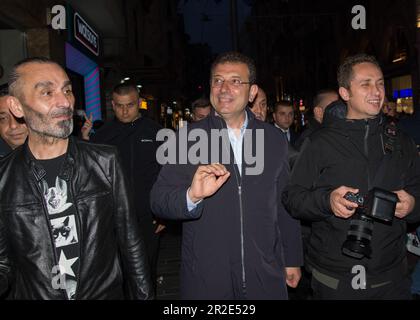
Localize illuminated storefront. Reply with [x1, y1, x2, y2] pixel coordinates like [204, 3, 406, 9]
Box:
[65, 6, 102, 121]
[391, 75, 414, 115]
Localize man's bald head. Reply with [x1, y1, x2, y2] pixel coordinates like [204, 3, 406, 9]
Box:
[8, 57, 62, 100]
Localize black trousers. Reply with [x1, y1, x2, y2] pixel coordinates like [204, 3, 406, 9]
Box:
[138, 216, 160, 292]
[311, 271, 411, 300]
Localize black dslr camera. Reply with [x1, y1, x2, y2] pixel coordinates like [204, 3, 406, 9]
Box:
[341, 188, 399, 259]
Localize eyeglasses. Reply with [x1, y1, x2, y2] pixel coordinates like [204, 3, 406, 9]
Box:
[211, 77, 251, 88]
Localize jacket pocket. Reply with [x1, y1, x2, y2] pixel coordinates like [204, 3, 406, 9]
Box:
[1, 204, 43, 224]
[74, 190, 110, 202]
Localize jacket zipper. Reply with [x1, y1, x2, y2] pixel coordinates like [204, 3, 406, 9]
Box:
[238, 184, 246, 296]
[364, 120, 371, 188]
[220, 116, 247, 297]
[70, 182, 82, 300]
[364, 120, 369, 157]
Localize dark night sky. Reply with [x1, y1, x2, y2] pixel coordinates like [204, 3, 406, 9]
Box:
[178, 0, 252, 53]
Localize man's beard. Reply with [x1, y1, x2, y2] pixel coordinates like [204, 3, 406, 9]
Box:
[22, 102, 73, 139]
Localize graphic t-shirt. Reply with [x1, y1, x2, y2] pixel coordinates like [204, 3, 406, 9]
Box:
[36, 154, 80, 300]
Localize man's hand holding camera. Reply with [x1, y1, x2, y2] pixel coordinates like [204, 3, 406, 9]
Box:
[330, 186, 415, 219]
[394, 189, 415, 218]
[330, 186, 360, 219]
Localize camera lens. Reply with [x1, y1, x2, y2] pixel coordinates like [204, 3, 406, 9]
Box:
[342, 214, 373, 259]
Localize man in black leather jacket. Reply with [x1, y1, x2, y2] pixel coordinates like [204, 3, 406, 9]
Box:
[0, 57, 152, 299]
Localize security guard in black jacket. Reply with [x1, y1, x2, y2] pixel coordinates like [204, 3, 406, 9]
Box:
[283, 54, 420, 299]
[90, 83, 163, 293]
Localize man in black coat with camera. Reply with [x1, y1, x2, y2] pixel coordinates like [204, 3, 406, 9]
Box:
[283, 54, 420, 299]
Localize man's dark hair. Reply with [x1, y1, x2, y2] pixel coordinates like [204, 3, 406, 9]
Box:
[112, 83, 139, 97]
[192, 97, 211, 110]
[8, 57, 61, 98]
[210, 51, 257, 84]
[323, 99, 347, 121]
[273, 100, 293, 113]
[337, 54, 381, 89]
[313, 89, 337, 108]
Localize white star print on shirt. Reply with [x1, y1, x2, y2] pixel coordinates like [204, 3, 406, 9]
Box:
[58, 251, 78, 277]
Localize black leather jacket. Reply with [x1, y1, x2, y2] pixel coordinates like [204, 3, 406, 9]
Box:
[0, 137, 153, 299]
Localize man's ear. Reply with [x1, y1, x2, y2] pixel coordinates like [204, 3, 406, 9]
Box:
[272, 110, 277, 123]
[339, 87, 350, 102]
[248, 84, 259, 102]
[7, 96, 25, 118]
[111, 100, 117, 112]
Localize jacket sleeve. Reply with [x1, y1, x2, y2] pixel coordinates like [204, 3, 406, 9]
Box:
[282, 138, 334, 222]
[150, 162, 204, 220]
[0, 215, 11, 296]
[277, 156, 303, 267]
[110, 149, 153, 300]
[402, 139, 420, 224]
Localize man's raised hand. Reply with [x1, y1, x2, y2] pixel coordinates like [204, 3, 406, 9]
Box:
[188, 164, 231, 203]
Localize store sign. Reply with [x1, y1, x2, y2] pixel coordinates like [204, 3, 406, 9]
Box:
[74, 13, 99, 56]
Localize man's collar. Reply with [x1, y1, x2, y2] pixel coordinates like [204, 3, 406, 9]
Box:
[115, 114, 141, 125]
[274, 123, 288, 132]
[214, 110, 249, 131]
[242, 111, 248, 131]
[23, 136, 75, 181]
[229, 111, 248, 132]
[210, 107, 256, 131]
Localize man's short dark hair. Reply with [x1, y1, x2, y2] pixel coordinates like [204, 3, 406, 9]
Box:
[112, 83, 139, 97]
[210, 51, 257, 84]
[8, 57, 60, 98]
[324, 99, 347, 121]
[313, 89, 337, 108]
[337, 54, 381, 89]
[192, 98, 211, 110]
[273, 100, 293, 113]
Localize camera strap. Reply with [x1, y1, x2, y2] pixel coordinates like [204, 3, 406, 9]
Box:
[382, 121, 402, 157]
[372, 121, 403, 188]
